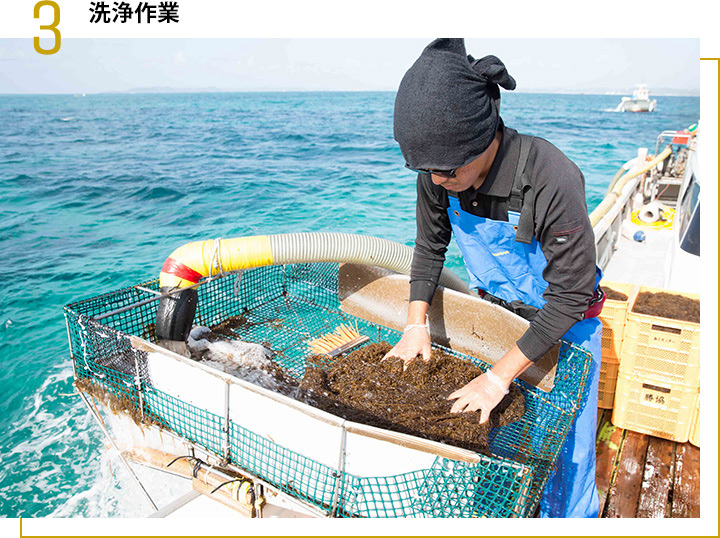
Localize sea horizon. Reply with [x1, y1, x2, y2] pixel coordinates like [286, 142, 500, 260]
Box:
[0, 88, 701, 97]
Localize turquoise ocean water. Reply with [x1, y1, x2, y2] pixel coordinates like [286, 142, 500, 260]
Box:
[0, 92, 699, 517]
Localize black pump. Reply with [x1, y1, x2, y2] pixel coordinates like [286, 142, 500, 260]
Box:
[155, 287, 198, 348]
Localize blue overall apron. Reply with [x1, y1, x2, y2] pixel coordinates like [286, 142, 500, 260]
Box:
[445, 137, 602, 518]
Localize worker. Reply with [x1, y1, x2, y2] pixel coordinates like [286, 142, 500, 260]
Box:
[386, 38, 605, 518]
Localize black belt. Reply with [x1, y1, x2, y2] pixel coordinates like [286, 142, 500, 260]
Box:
[476, 286, 605, 322]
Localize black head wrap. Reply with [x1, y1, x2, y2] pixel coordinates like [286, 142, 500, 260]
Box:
[393, 38, 516, 171]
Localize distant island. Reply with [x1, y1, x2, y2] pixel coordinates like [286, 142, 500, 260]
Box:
[108, 86, 701, 97]
[1, 87, 700, 97]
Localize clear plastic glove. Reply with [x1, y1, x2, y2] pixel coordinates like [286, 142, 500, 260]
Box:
[382, 324, 431, 367]
[447, 370, 510, 424]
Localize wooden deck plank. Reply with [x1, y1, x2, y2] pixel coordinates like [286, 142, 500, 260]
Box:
[595, 413, 625, 517]
[672, 442, 700, 518]
[604, 430, 649, 518]
[597, 408, 606, 432]
[636, 437, 674, 518]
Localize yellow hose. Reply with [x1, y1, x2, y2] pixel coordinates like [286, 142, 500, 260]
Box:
[159, 232, 469, 293]
[604, 165, 628, 196]
[589, 146, 672, 227]
[155, 232, 470, 343]
[160, 236, 273, 289]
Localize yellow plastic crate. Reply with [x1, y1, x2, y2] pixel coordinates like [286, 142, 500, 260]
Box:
[619, 286, 700, 387]
[598, 281, 635, 361]
[690, 395, 700, 447]
[598, 356, 619, 409]
[612, 371, 698, 442]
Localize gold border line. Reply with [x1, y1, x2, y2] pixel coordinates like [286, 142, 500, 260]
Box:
[699, 55, 717, 533]
[20, 530, 565, 538]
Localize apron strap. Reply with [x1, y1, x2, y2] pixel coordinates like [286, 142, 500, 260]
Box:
[508, 135, 535, 244]
[476, 288, 541, 322]
[478, 284, 605, 322]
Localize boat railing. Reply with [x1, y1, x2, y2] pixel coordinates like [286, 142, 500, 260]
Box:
[590, 147, 672, 225]
[655, 130, 694, 155]
[591, 144, 676, 269]
[592, 174, 642, 270]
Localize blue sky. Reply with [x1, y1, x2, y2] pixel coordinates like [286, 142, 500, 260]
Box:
[0, 38, 700, 94]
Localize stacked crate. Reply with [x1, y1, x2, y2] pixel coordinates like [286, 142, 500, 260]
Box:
[597, 281, 634, 409]
[689, 396, 700, 447]
[611, 286, 700, 442]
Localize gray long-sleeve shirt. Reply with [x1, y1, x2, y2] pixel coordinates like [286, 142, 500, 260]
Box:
[410, 122, 597, 362]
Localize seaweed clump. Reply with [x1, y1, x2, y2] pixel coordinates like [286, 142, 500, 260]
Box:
[633, 291, 700, 323]
[300, 342, 524, 454]
[75, 376, 162, 429]
[603, 287, 628, 302]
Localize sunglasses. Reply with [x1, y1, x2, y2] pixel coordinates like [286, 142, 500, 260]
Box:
[404, 163, 457, 178]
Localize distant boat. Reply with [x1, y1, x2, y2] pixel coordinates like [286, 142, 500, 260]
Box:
[615, 84, 657, 113]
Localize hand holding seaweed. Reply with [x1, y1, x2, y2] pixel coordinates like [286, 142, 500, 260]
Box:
[448, 370, 511, 424]
[301, 342, 525, 453]
[381, 324, 432, 366]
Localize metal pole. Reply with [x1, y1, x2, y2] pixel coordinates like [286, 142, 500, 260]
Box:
[93, 295, 167, 322]
[133, 353, 145, 422]
[64, 314, 78, 381]
[222, 380, 230, 462]
[254, 483, 264, 518]
[133, 285, 164, 296]
[93, 274, 225, 322]
[330, 427, 347, 517]
[76, 390, 158, 512]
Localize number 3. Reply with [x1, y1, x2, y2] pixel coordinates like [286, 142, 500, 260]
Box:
[34, 1, 61, 55]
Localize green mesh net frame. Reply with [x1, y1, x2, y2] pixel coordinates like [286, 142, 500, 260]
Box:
[64, 263, 593, 518]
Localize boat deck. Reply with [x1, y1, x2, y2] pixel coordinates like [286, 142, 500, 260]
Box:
[595, 409, 700, 518]
[601, 227, 674, 288]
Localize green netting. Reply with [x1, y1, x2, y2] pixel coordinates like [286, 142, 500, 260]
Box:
[64, 262, 593, 518]
[412, 457, 532, 518]
[343, 456, 532, 518]
[143, 385, 226, 456]
[229, 420, 345, 513]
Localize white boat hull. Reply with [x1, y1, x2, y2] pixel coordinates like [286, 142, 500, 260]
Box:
[616, 98, 657, 113]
